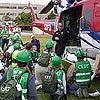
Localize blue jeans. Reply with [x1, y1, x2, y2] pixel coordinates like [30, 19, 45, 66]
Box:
[69, 82, 88, 96]
[2, 38, 9, 50]
[50, 89, 63, 100]
[0, 38, 2, 47]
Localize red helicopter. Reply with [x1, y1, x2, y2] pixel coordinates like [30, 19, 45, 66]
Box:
[23, 2, 57, 35]
[23, 1, 68, 35]
[30, 0, 100, 58]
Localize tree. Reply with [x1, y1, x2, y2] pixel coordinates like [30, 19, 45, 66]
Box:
[2, 13, 11, 21]
[45, 11, 56, 19]
[15, 12, 32, 25]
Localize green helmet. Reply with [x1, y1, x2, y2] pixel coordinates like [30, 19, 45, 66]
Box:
[46, 41, 54, 49]
[75, 50, 85, 58]
[16, 50, 31, 62]
[12, 50, 20, 60]
[13, 43, 22, 50]
[11, 35, 20, 42]
[51, 56, 61, 67]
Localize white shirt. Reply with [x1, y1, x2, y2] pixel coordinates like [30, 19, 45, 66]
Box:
[6, 45, 14, 54]
[0, 60, 3, 70]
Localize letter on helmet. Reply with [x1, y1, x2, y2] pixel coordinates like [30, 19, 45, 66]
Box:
[75, 50, 85, 58]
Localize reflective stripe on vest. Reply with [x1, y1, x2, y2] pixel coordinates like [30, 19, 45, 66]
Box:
[75, 61, 91, 85]
[22, 89, 27, 93]
[22, 95, 27, 100]
[76, 79, 90, 82]
[76, 72, 91, 76]
[2, 29, 9, 38]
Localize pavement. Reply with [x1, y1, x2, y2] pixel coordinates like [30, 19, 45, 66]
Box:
[21, 31, 33, 36]
[21, 30, 49, 36]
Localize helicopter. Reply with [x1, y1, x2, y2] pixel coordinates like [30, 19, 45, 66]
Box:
[59, 0, 100, 66]
[24, 0, 100, 65]
[23, 1, 68, 35]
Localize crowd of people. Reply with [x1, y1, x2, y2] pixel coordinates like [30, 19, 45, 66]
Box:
[0, 22, 99, 100]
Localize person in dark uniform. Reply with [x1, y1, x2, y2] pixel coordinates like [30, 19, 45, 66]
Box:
[31, 35, 40, 53]
[52, 23, 69, 58]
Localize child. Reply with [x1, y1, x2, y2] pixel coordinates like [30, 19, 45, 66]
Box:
[31, 45, 39, 64]
[49, 56, 67, 100]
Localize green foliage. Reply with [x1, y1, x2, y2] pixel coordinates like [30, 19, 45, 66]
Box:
[35, 14, 40, 20]
[45, 12, 56, 19]
[2, 14, 11, 21]
[21, 35, 52, 52]
[15, 12, 32, 25]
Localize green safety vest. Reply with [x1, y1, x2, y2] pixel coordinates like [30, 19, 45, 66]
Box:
[6, 68, 29, 100]
[75, 61, 91, 85]
[31, 51, 39, 61]
[52, 68, 64, 91]
[6, 43, 21, 67]
[2, 29, 9, 38]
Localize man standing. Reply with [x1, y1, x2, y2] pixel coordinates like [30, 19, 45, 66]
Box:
[52, 23, 69, 58]
[0, 26, 2, 47]
[1, 23, 11, 50]
[13, 23, 21, 37]
[31, 35, 40, 52]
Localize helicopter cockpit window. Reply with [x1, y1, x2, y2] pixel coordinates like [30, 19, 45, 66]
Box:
[83, 8, 92, 29]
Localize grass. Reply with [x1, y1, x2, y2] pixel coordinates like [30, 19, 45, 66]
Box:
[21, 34, 100, 100]
[21, 34, 52, 52]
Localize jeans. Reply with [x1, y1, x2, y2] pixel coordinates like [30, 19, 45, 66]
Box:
[0, 38, 2, 47]
[69, 82, 88, 96]
[2, 38, 9, 50]
[50, 89, 63, 100]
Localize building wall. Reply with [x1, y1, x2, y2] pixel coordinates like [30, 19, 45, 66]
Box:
[0, 3, 47, 22]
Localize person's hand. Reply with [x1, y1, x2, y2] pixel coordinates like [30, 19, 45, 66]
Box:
[55, 89, 63, 95]
[48, 64, 53, 68]
[95, 69, 100, 74]
[55, 37, 59, 40]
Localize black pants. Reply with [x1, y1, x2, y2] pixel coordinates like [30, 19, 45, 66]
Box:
[55, 44, 66, 58]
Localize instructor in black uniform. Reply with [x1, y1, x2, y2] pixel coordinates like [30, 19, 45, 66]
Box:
[52, 23, 69, 58]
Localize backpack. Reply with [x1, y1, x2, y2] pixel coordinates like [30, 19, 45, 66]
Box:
[0, 69, 26, 100]
[42, 69, 58, 94]
[38, 50, 51, 67]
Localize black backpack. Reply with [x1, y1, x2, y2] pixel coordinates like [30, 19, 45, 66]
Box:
[0, 69, 26, 100]
[38, 50, 51, 67]
[42, 69, 58, 94]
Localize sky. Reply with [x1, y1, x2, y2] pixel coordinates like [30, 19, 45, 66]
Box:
[0, 0, 51, 5]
